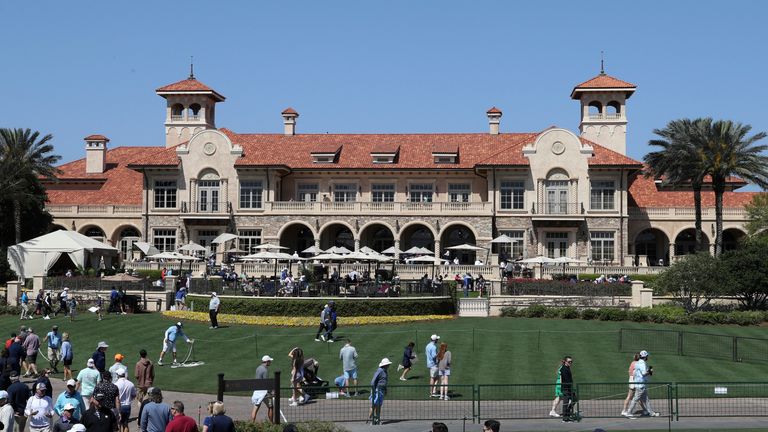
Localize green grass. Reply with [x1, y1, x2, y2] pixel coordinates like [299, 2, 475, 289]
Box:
[8, 313, 768, 395]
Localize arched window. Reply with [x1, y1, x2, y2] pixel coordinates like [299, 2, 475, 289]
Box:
[606, 101, 621, 118]
[188, 103, 201, 120]
[171, 104, 184, 120]
[588, 101, 602, 119]
[198, 170, 221, 213]
[544, 169, 570, 214]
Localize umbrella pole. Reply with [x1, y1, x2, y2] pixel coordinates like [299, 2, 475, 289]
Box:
[273, 260, 278, 297]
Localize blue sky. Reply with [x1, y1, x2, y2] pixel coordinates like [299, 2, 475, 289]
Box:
[2, 0, 767, 182]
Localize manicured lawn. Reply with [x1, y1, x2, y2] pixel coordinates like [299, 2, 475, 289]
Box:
[5, 312, 767, 394]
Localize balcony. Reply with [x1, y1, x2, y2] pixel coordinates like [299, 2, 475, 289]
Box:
[46, 205, 142, 217]
[629, 207, 748, 220]
[587, 113, 624, 120]
[533, 202, 583, 215]
[263, 201, 493, 215]
[180, 201, 232, 219]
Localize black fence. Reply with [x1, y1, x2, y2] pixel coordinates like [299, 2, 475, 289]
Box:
[187, 278, 453, 298]
[44, 276, 165, 292]
[619, 328, 768, 364]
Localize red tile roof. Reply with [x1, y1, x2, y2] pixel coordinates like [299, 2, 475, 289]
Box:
[486, 107, 502, 114]
[155, 78, 225, 101]
[84, 134, 109, 141]
[432, 142, 459, 154]
[45, 147, 151, 205]
[628, 172, 757, 208]
[371, 142, 400, 154]
[282, 107, 299, 115]
[571, 73, 636, 99]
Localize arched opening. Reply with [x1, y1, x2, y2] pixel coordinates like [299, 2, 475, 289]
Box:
[359, 224, 394, 253]
[83, 226, 106, 243]
[722, 228, 746, 252]
[197, 169, 221, 212]
[674, 228, 710, 256]
[188, 103, 201, 120]
[400, 223, 435, 252]
[606, 101, 621, 117]
[440, 224, 477, 264]
[171, 103, 184, 119]
[117, 227, 141, 262]
[588, 101, 602, 118]
[319, 223, 355, 251]
[279, 223, 315, 255]
[544, 168, 570, 214]
[634, 228, 670, 266]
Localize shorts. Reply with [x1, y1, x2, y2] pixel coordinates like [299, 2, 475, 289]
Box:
[343, 368, 358, 380]
[119, 406, 131, 425]
[429, 366, 439, 379]
[27, 353, 38, 364]
[628, 376, 635, 390]
[370, 388, 385, 407]
[163, 340, 176, 353]
[63, 358, 73, 367]
[292, 369, 304, 384]
[48, 347, 59, 361]
[255, 394, 274, 408]
[439, 369, 451, 377]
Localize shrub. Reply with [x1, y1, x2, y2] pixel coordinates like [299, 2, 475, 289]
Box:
[135, 269, 162, 280]
[499, 307, 519, 317]
[204, 296, 455, 316]
[558, 307, 580, 319]
[581, 309, 598, 320]
[522, 304, 547, 318]
[627, 308, 650, 322]
[597, 308, 627, 321]
[543, 307, 560, 319]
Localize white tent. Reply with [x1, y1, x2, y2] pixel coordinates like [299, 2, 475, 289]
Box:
[132, 241, 160, 257]
[7, 230, 119, 280]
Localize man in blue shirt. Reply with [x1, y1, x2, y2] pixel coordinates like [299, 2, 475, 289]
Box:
[367, 358, 391, 425]
[624, 350, 660, 418]
[425, 334, 440, 398]
[43, 325, 61, 373]
[20, 290, 30, 320]
[158, 322, 193, 366]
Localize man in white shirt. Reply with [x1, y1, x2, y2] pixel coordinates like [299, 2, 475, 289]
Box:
[24, 383, 54, 432]
[114, 368, 136, 432]
[0, 390, 14, 432]
[208, 292, 221, 329]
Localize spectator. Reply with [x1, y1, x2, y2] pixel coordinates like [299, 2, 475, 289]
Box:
[139, 387, 171, 432]
[0, 390, 14, 432]
[483, 419, 500, 432]
[24, 382, 54, 432]
[53, 379, 85, 421]
[114, 368, 136, 432]
[51, 402, 77, 432]
[109, 354, 126, 383]
[166, 400, 197, 432]
[81, 393, 117, 432]
[91, 341, 109, 373]
[208, 402, 235, 432]
[75, 359, 101, 410]
[61, 333, 74, 381]
[7, 371, 30, 432]
[251, 355, 274, 423]
[624, 350, 659, 418]
[398, 342, 416, 381]
[367, 358, 391, 425]
[134, 349, 154, 403]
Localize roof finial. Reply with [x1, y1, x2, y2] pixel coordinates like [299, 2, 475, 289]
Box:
[600, 50, 605, 75]
[189, 56, 195, 80]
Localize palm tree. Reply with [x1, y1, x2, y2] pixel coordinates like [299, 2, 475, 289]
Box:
[645, 119, 708, 253]
[696, 119, 768, 256]
[0, 128, 61, 245]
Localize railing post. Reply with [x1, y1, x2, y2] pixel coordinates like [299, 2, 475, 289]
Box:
[217, 373, 225, 402]
[733, 337, 739, 362]
[677, 331, 683, 356]
[273, 370, 281, 425]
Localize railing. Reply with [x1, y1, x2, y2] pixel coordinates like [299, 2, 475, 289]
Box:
[45, 204, 142, 215]
[187, 278, 453, 298]
[629, 207, 748, 219]
[588, 112, 624, 120]
[171, 115, 184, 121]
[533, 202, 582, 215]
[181, 201, 231, 214]
[235, 263, 499, 281]
[263, 201, 493, 215]
[541, 265, 665, 276]
[619, 328, 768, 364]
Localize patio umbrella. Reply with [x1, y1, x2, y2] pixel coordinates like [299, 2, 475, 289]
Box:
[327, 246, 352, 255]
[311, 253, 347, 261]
[211, 233, 238, 244]
[403, 246, 431, 255]
[446, 243, 488, 263]
[490, 234, 521, 263]
[301, 246, 325, 255]
[133, 241, 161, 258]
[226, 247, 248, 254]
[552, 256, 587, 279]
[407, 255, 443, 279]
[253, 243, 289, 251]
[381, 246, 403, 255]
[359, 246, 378, 255]
[519, 256, 557, 279]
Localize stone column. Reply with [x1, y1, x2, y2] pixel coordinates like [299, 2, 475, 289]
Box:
[394, 239, 401, 261]
[434, 240, 441, 258]
[165, 275, 178, 311]
[354, 239, 360, 251]
[631, 280, 653, 307]
[33, 276, 45, 294]
[6, 281, 21, 306]
[668, 242, 675, 265]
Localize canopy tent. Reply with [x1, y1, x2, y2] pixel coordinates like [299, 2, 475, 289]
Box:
[7, 230, 119, 280]
[132, 241, 160, 257]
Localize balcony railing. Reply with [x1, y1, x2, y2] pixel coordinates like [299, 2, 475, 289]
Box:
[629, 207, 748, 219]
[46, 205, 142, 216]
[263, 201, 493, 215]
[181, 201, 232, 214]
[588, 113, 624, 120]
[533, 202, 583, 215]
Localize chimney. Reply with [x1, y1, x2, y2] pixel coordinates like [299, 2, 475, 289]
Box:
[84, 134, 109, 174]
[282, 108, 299, 136]
[487, 107, 502, 135]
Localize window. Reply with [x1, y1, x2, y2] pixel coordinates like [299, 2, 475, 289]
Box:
[154, 181, 177, 208]
[238, 229, 262, 254]
[591, 180, 615, 210]
[371, 183, 395, 202]
[497, 230, 524, 259]
[591, 231, 615, 262]
[297, 184, 319, 202]
[333, 183, 357, 202]
[500, 181, 525, 210]
[448, 183, 471, 203]
[409, 183, 433, 203]
[239, 181, 263, 209]
[153, 229, 176, 252]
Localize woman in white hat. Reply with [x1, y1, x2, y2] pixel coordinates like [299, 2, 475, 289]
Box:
[367, 358, 391, 425]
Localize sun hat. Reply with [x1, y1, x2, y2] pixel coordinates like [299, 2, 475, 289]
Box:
[97, 341, 109, 348]
[66, 379, 76, 387]
[261, 355, 274, 362]
[378, 358, 392, 367]
[114, 353, 124, 361]
[430, 334, 440, 341]
[640, 350, 649, 358]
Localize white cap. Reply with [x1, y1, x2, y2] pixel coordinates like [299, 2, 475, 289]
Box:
[87, 358, 95, 367]
[116, 368, 127, 376]
[430, 334, 440, 341]
[378, 358, 392, 367]
[211, 292, 217, 297]
[0, 391, 8, 399]
[63, 403, 76, 410]
[71, 425, 87, 432]
[640, 350, 649, 358]
[261, 355, 274, 362]
[66, 379, 77, 387]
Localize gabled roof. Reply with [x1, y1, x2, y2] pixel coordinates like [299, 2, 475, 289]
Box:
[571, 73, 637, 99]
[155, 77, 225, 101]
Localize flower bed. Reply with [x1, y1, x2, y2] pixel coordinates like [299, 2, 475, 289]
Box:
[163, 310, 453, 327]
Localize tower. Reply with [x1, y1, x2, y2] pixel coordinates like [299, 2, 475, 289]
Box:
[155, 68, 225, 148]
[570, 70, 636, 155]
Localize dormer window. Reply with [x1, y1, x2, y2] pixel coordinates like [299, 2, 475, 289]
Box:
[311, 144, 342, 164]
[371, 143, 399, 164]
[432, 142, 459, 164]
[434, 154, 457, 164]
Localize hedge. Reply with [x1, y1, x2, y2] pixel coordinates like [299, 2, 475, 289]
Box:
[190, 295, 455, 316]
[500, 304, 768, 326]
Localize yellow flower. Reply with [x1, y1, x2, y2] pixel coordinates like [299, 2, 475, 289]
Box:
[162, 311, 453, 327]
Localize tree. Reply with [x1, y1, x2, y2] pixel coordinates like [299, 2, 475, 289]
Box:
[721, 237, 768, 310]
[654, 253, 725, 313]
[0, 128, 60, 245]
[696, 119, 768, 256]
[645, 118, 708, 252]
[745, 193, 768, 236]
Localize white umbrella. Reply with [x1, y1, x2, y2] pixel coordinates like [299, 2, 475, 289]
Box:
[403, 246, 433, 255]
[178, 242, 206, 252]
[147, 251, 186, 260]
[226, 247, 248, 254]
[211, 233, 238, 244]
[446, 243, 487, 251]
[327, 246, 352, 255]
[342, 251, 380, 261]
[381, 246, 403, 255]
[312, 253, 347, 261]
[253, 243, 289, 251]
[133, 241, 161, 257]
[241, 251, 283, 261]
[519, 256, 558, 264]
[301, 246, 325, 255]
[359, 246, 378, 255]
[407, 255, 444, 264]
[552, 257, 587, 264]
[490, 234, 516, 244]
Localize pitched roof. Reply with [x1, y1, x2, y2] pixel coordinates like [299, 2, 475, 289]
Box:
[84, 134, 109, 141]
[571, 73, 637, 99]
[486, 107, 502, 114]
[155, 78, 225, 101]
[628, 172, 758, 208]
[45, 147, 151, 205]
